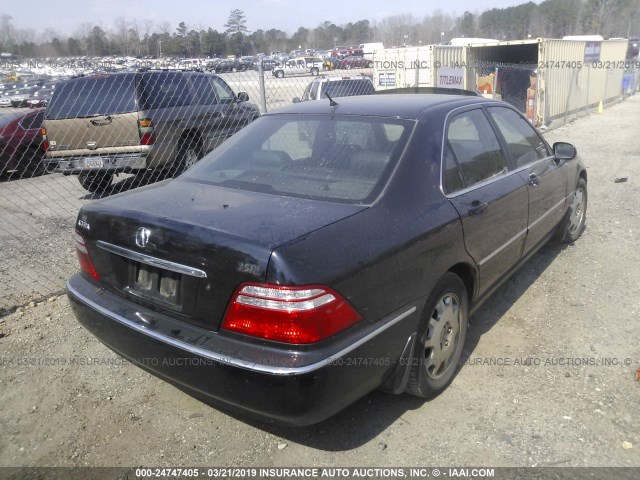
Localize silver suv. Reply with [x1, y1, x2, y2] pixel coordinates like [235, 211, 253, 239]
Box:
[42, 71, 260, 192]
[292, 75, 375, 103]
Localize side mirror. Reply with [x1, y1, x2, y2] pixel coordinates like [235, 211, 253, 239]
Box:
[553, 142, 577, 160]
[292, 97, 301, 103]
[237, 92, 249, 102]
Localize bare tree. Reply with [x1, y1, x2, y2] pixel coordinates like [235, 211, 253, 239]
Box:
[0, 15, 15, 51]
[114, 17, 129, 56]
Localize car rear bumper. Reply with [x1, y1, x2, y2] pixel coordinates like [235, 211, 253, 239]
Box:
[67, 274, 418, 425]
[43, 153, 147, 174]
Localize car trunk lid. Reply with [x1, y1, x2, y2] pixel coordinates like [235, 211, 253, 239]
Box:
[77, 178, 366, 330]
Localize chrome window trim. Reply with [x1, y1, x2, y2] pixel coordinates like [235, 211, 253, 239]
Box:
[68, 278, 416, 376]
[97, 240, 207, 279]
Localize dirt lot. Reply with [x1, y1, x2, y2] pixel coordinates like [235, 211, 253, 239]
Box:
[0, 96, 639, 469]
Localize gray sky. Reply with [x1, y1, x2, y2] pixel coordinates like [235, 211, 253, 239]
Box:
[8, 0, 536, 36]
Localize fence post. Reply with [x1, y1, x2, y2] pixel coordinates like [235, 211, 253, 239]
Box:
[258, 61, 267, 113]
[563, 68, 577, 125]
[584, 65, 590, 114]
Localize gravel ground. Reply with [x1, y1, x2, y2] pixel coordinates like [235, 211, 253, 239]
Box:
[0, 95, 639, 469]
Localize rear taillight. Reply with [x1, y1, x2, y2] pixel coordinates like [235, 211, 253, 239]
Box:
[74, 231, 99, 281]
[40, 127, 49, 151]
[221, 283, 363, 344]
[138, 118, 155, 145]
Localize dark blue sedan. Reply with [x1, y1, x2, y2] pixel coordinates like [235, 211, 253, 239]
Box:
[67, 94, 587, 425]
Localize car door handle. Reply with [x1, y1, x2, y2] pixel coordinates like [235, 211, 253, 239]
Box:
[467, 200, 488, 216]
[529, 173, 539, 186]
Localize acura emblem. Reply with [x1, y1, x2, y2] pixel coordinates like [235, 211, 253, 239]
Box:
[135, 227, 151, 248]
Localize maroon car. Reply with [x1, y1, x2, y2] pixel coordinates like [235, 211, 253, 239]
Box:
[0, 109, 46, 179]
[338, 55, 373, 69]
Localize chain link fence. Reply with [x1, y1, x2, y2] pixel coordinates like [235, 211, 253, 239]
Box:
[0, 61, 376, 313]
[2, 56, 638, 314]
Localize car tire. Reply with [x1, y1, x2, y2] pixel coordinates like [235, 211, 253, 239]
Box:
[407, 272, 468, 399]
[20, 146, 45, 177]
[311, 67, 319, 76]
[78, 172, 113, 193]
[173, 136, 203, 175]
[557, 178, 587, 243]
[345, 64, 352, 70]
[275, 70, 284, 78]
[367, 61, 374, 68]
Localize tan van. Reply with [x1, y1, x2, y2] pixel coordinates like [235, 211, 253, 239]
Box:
[42, 71, 259, 192]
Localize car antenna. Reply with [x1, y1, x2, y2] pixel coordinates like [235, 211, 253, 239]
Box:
[325, 92, 338, 107]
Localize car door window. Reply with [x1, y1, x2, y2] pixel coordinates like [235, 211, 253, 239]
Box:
[210, 77, 235, 104]
[447, 109, 508, 187]
[190, 75, 216, 105]
[487, 107, 550, 168]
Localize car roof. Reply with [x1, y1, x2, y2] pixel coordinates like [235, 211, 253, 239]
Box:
[267, 94, 491, 119]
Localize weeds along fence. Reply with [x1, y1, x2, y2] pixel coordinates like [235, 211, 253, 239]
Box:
[0, 60, 638, 314]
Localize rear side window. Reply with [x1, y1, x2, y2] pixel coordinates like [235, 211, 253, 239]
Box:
[446, 109, 507, 188]
[322, 80, 374, 99]
[46, 75, 136, 120]
[139, 72, 193, 109]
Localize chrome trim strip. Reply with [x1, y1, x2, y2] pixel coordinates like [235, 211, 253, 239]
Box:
[97, 241, 207, 279]
[528, 195, 568, 231]
[67, 280, 417, 376]
[477, 194, 569, 267]
[478, 227, 528, 267]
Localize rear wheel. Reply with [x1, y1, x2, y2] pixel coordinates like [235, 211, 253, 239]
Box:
[367, 61, 374, 68]
[173, 136, 203, 176]
[345, 64, 352, 70]
[275, 70, 284, 78]
[20, 147, 45, 177]
[407, 272, 468, 399]
[310, 67, 319, 76]
[78, 172, 113, 193]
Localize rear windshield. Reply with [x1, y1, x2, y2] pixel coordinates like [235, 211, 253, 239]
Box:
[323, 80, 375, 99]
[182, 114, 414, 204]
[46, 75, 136, 120]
